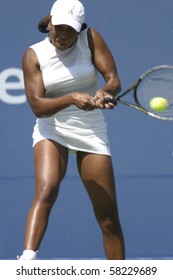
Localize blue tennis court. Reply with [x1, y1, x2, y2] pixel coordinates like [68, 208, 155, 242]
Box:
[0, 0, 173, 259]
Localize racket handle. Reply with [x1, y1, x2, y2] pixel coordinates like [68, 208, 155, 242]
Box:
[104, 97, 117, 105]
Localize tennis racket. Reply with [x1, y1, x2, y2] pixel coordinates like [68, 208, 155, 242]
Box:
[104, 65, 173, 120]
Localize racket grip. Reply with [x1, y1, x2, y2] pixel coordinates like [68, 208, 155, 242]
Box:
[104, 97, 117, 105]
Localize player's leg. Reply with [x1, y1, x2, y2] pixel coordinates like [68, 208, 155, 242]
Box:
[20, 140, 68, 258]
[77, 152, 125, 260]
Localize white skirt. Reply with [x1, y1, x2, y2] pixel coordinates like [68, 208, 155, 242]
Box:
[32, 108, 111, 156]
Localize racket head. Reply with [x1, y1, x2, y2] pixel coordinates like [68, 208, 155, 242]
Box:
[134, 65, 173, 120]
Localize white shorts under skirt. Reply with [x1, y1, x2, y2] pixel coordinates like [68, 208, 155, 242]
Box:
[32, 109, 111, 156]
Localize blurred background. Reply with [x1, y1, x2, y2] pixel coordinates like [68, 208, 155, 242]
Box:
[0, 0, 173, 259]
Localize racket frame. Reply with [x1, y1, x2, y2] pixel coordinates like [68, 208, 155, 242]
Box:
[105, 65, 173, 120]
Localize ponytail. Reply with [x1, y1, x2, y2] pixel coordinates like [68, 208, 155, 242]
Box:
[38, 15, 50, 33]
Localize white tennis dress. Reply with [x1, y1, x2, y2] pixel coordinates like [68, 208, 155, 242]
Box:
[30, 29, 111, 155]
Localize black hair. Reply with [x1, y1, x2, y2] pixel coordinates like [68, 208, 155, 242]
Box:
[38, 15, 87, 33]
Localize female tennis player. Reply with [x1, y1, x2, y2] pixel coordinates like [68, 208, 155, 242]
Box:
[18, 0, 125, 260]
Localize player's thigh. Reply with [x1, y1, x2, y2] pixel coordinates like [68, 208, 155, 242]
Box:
[34, 139, 68, 190]
[77, 152, 118, 212]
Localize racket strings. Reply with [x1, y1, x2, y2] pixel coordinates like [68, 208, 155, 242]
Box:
[136, 68, 173, 119]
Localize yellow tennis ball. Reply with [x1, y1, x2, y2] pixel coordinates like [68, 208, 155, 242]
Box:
[149, 97, 169, 112]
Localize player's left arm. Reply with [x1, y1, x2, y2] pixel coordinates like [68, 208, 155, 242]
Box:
[88, 28, 121, 106]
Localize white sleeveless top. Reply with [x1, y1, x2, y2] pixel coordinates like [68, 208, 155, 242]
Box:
[30, 29, 111, 155]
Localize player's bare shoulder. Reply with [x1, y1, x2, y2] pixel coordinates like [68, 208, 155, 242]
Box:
[22, 48, 39, 71]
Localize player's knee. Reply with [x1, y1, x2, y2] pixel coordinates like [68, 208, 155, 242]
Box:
[99, 213, 121, 235]
[36, 181, 59, 205]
